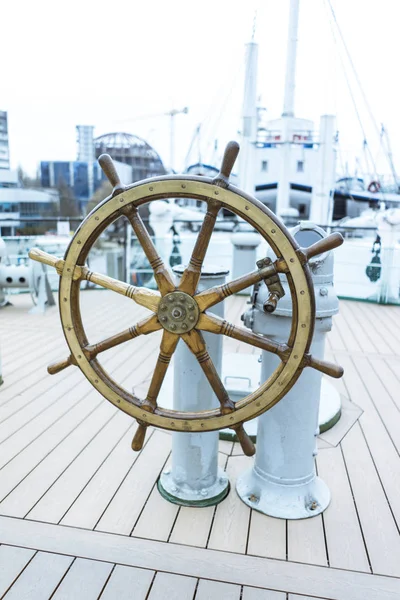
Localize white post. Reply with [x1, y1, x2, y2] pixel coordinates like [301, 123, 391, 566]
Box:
[275, 119, 292, 219]
[310, 115, 336, 226]
[158, 266, 230, 506]
[230, 231, 261, 295]
[236, 224, 339, 519]
[239, 42, 259, 195]
[275, 0, 300, 219]
[149, 201, 174, 265]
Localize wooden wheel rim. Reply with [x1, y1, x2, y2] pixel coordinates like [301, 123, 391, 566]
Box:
[59, 176, 315, 432]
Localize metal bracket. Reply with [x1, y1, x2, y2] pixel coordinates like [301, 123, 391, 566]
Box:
[256, 257, 285, 313]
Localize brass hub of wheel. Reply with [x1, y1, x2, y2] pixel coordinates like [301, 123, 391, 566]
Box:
[158, 291, 199, 334]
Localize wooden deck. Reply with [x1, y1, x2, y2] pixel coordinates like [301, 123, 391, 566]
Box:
[0, 291, 400, 599]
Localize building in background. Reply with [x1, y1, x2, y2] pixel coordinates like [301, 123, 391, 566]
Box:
[0, 110, 58, 234]
[40, 159, 132, 213]
[40, 128, 165, 213]
[0, 111, 10, 170]
[76, 125, 95, 163]
[94, 132, 166, 182]
[0, 169, 58, 236]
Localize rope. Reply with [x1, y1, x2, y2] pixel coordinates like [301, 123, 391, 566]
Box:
[325, 0, 394, 190]
[323, 0, 381, 189]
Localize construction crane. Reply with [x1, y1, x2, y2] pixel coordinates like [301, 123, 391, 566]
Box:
[117, 107, 189, 171]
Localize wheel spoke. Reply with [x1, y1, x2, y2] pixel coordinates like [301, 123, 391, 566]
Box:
[300, 232, 344, 262]
[81, 267, 161, 311]
[122, 205, 175, 295]
[85, 314, 161, 358]
[182, 329, 235, 414]
[303, 355, 344, 379]
[194, 261, 277, 311]
[48, 314, 161, 375]
[29, 248, 161, 312]
[142, 330, 179, 411]
[178, 201, 221, 294]
[232, 424, 255, 456]
[131, 421, 148, 451]
[197, 313, 290, 358]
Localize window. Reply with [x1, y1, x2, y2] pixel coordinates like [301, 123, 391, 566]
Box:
[298, 204, 306, 216]
[261, 160, 268, 172]
[297, 161, 304, 172]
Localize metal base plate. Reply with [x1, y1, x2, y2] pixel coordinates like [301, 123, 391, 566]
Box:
[158, 468, 230, 507]
[236, 467, 331, 519]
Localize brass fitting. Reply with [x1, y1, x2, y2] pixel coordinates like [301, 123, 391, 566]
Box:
[256, 257, 285, 314]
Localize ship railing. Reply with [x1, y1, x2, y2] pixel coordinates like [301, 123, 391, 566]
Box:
[1, 218, 399, 306]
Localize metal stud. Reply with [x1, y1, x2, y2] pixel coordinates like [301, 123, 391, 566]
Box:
[181, 323, 188, 330]
[171, 324, 177, 331]
[161, 316, 168, 322]
[189, 315, 195, 322]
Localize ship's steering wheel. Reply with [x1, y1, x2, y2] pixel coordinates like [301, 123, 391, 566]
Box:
[29, 142, 344, 456]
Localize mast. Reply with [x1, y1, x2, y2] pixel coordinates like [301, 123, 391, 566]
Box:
[276, 0, 300, 219]
[282, 0, 300, 118]
[239, 41, 259, 194]
[310, 115, 336, 225]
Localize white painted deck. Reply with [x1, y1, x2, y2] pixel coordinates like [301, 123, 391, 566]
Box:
[0, 291, 399, 599]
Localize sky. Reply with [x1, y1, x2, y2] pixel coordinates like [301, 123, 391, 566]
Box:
[2, 0, 400, 181]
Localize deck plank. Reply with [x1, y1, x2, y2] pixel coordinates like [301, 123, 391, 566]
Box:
[0, 377, 95, 468]
[0, 402, 117, 517]
[51, 557, 113, 599]
[95, 430, 171, 535]
[207, 455, 252, 554]
[0, 394, 103, 501]
[333, 311, 362, 353]
[1, 292, 400, 599]
[1, 551, 73, 600]
[0, 545, 35, 597]
[169, 505, 216, 548]
[353, 355, 400, 453]
[147, 572, 197, 600]
[339, 302, 376, 354]
[195, 579, 241, 599]
[341, 423, 400, 577]
[287, 515, 328, 567]
[60, 426, 138, 529]
[348, 303, 392, 355]
[247, 512, 286, 561]
[1, 515, 400, 600]
[358, 303, 400, 355]
[132, 485, 179, 542]
[316, 446, 370, 572]
[26, 411, 132, 523]
[100, 565, 154, 600]
[242, 589, 286, 600]
[369, 356, 400, 411]
[338, 354, 400, 528]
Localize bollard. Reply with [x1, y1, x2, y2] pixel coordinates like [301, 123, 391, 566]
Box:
[158, 265, 230, 506]
[236, 222, 340, 519]
[230, 228, 261, 295]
